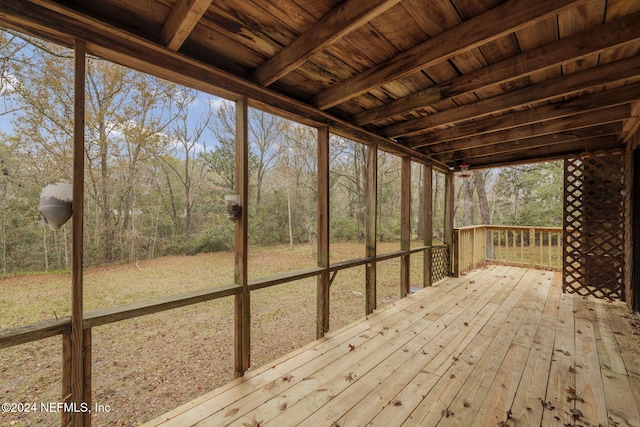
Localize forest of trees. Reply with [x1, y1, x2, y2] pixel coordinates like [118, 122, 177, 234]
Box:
[0, 30, 563, 275]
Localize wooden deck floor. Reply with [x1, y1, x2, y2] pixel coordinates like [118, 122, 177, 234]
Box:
[144, 266, 640, 427]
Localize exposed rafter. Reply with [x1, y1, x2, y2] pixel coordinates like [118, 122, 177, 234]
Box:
[161, 0, 212, 51]
[406, 83, 640, 149]
[431, 123, 623, 163]
[351, 12, 640, 127]
[422, 106, 630, 157]
[383, 55, 640, 138]
[309, 0, 585, 110]
[467, 136, 621, 169]
[251, 0, 402, 87]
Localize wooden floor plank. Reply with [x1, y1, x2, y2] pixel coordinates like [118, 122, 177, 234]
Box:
[574, 297, 609, 427]
[439, 270, 547, 427]
[398, 268, 533, 426]
[607, 304, 640, 377]
[541, 290, 575, 426]
[469, 270, 551, 426]
[363, 303, 501, 427]
[508, 271, 562, 427]
[321, 292, 505, 427]
[602, 370, 640, 427]
[593, 300, 628, 375]
[142, 267, 640, 427]
[196, 268, 503, 426]
[270, 269, 510, 427]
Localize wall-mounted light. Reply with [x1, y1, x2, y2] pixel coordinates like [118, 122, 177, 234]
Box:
[39, 182, 73, 230]
[225, 195, 241, 222]
[459, 164, 470, 178]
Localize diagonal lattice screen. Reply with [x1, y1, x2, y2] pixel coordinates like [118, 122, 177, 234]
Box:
[563, 150, 625, 300]
[431, 246, 450, 283]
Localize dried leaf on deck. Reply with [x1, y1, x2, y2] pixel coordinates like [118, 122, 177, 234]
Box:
[348, 343, 355, 351]
[570, 408, 584, 420]
[242, 415, 262, 427]
[540, 398, 555, 410]
[441, 408, 454, 417]
[281, 374, 294, 382]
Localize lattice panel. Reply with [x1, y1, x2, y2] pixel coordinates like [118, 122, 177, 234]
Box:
[431, 246, 450, 283]
[563, 150, 625, 300]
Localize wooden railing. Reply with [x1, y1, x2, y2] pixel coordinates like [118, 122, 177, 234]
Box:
[0, 244, 448, 349]
[454, 225, 562, 276]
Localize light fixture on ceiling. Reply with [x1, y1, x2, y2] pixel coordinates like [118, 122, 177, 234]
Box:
[459, 163, 470, 178]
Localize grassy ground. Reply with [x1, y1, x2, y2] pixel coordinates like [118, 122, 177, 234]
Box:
[0, 241, 428, 426]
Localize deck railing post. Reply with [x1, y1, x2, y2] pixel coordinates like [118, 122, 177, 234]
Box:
[365, 145, 377, 314]
[316, 126, 330, 338]
[529, 228, 536, 269]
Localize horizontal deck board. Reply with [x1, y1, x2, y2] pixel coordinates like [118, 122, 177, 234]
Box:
[143, 266, 640, 427]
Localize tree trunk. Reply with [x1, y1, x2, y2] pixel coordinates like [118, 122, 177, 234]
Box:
[463, 177, 474, 226]
[474, 170, 491, 224]
[287, 192, 294, 247]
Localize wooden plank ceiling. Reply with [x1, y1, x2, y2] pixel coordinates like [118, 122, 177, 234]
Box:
[1, 0, 639, 170]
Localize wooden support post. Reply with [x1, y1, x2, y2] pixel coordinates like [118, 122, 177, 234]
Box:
[71, 39, 86, 427]
[472, 226, 477, 268]
[316, 126, 330, 338]
[423, 164, 433, 287]
[83, 329, 91, 427]
[400, 157, 411, 297]
[234, 97, 250, 377]
[62, 333, 72, 427]
[452, 229, 461, 277]
[444, 171, 455, 276]
[365, 145, 377, 314]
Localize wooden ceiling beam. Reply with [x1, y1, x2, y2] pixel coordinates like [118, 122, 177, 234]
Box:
[431, 123, 623, 163]
[351, 12, 640, 126]
[251, 0, 402, 87]
[464, 136, 620, 169]
[383, 55, 640, 138]
[406, 83, 640, 148]
[160, 0, 212, 51]
[309, 0, 585, 110]
[423, 106, 629, 156]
